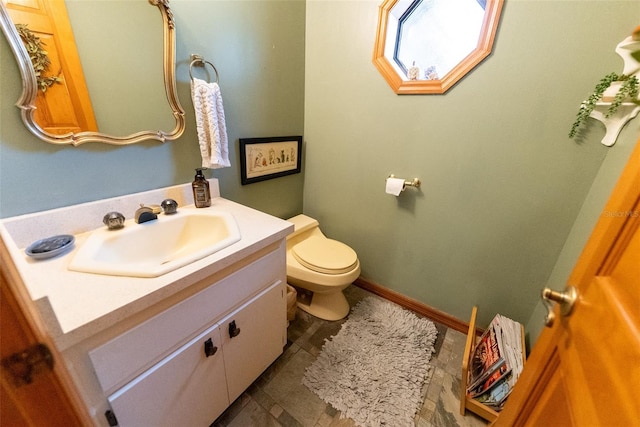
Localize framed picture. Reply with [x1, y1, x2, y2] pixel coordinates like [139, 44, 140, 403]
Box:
[239, 136, 302, 185]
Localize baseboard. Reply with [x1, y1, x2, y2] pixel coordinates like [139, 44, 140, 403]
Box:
[353, 277, 477, 335]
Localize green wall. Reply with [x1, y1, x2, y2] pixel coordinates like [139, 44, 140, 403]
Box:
[0, 0, 305, 219]
[303, 0, 639, 332]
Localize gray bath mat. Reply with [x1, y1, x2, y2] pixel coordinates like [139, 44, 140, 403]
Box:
[302, 297, 438, 427]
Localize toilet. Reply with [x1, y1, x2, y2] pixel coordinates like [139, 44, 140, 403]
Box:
[286, 214, 360, 321]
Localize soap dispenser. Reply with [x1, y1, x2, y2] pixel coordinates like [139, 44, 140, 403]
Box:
[192, 168, 211, 208]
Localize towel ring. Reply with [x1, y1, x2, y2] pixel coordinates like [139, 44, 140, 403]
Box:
[189, 54, 219, 84]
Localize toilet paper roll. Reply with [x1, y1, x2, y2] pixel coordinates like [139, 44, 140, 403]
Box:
[385, 177, 405, 196]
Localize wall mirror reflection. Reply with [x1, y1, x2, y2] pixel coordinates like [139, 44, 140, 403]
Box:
[373, 0, 504, 94]
[0, 0, 185, 145]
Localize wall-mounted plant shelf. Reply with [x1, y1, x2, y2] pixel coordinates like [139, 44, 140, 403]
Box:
[588, 36, 640, 147]
[590, 102, 640, 147]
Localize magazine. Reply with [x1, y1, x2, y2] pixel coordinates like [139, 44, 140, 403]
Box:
[474, 379, 512, 410]
[468, 360, 511, 397]
[467, 322, 503, 391]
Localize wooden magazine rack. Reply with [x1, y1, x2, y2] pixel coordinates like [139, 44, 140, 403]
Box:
[460, 307, 526, 422]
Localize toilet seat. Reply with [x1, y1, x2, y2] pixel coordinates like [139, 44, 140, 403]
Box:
[292, 236, 358, 274]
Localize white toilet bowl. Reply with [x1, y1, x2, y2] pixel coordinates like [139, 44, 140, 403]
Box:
[286, 214, 360, 321]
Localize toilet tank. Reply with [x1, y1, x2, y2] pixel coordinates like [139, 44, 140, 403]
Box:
[286, 214, 319, 239]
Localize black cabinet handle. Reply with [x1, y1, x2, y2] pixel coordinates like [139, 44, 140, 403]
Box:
[204, 338, 218, 357]
[228, 320, 241, 338]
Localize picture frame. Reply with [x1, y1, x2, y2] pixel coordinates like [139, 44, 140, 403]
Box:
[239, 136, 302, 185]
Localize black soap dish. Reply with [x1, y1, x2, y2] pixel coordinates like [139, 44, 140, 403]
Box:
[25, 234, 75, 260]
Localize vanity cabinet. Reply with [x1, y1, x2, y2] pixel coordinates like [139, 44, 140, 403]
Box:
[0, 184, 294, 427]
[87, 245, 287, 426]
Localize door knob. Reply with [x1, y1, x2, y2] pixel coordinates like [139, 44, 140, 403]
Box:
[541, 285, 578, 327]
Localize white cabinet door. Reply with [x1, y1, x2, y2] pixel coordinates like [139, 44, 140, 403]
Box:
[221, 280, 286, 402]
[108, 323, 229, 427]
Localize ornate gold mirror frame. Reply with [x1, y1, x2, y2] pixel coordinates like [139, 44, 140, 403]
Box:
[0, 0, 185, 145]
[373, 0, 504, 95]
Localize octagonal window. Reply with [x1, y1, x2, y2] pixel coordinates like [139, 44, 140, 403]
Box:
[373, 0, 504, 94]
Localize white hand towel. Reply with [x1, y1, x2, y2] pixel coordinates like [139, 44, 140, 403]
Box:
[190, 77, 231, 169]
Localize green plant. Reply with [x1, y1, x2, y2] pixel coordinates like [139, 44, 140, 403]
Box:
[15, 23, 61, 93]
[569, 72, 639, 138]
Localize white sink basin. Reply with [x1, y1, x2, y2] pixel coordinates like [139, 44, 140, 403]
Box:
[68, 210, 241, 278]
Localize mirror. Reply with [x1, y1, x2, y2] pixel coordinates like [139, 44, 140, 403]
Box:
[373, 0, 504, 94]
[0, 0, 185, 145]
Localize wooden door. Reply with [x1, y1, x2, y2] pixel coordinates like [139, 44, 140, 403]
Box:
[0, 237, 92, 426]
[4, 0, 97, 134]
[495, 138, 640, 426]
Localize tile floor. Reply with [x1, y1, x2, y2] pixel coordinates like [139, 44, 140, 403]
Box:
[212, 285, 488, 427]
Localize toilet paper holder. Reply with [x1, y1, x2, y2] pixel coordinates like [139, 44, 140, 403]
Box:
[389, 175, 421, 190]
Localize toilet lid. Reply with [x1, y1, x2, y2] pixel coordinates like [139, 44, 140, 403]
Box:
[292, 236, 358, 274]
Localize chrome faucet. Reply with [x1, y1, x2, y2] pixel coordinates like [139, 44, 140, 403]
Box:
[135, 204, 158, 224]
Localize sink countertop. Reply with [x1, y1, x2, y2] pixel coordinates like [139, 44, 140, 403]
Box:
[0, 182, 293, 349]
